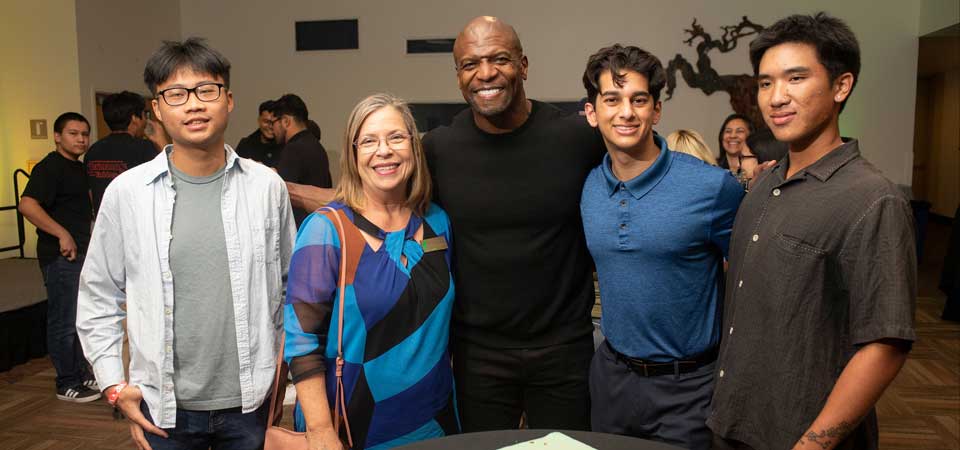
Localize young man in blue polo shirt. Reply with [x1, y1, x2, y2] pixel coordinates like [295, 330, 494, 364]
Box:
[579, 44, 744, 450]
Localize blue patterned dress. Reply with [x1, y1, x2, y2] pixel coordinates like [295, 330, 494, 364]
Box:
[283, 202, 459, 449]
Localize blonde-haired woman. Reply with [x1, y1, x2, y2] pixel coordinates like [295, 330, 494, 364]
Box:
[667, 129, 717, 166]
[284, 93, 458, 449]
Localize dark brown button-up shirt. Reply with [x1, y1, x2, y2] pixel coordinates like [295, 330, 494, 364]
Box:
[707, 139, 917, 450]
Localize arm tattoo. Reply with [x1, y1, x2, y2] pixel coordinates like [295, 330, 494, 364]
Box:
[796, 421, 855, 449]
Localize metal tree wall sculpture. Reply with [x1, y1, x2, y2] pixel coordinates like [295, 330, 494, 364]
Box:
[664, 16, 765, 128]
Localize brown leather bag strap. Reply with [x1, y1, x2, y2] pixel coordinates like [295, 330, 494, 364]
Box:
[267, 334, 288, 427]
[266, 207, 355, 448]
[318, 206, 354, 449]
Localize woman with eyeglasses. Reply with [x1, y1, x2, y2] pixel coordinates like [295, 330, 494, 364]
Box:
[283, 93, 459, 450]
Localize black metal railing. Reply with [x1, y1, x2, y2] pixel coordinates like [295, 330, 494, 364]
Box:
[0, 169, 30, 258]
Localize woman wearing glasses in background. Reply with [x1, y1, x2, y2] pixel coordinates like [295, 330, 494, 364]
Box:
[283, 93, 459, 450]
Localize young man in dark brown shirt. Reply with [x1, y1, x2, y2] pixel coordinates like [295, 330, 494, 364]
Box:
[708, 13, 916, 450]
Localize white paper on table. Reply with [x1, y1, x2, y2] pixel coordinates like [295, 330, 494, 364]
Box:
[498, 432, 598, 450]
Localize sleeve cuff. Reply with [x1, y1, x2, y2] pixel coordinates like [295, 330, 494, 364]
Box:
[851, 325, 917, 347]
[92, 355, 125, 392]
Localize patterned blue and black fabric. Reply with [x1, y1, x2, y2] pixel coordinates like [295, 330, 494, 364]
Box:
[284, 201, 459, 449]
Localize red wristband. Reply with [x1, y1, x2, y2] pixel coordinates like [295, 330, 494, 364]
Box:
[107, 382, 127, 406]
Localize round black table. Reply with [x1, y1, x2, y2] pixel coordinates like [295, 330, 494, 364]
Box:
[395, 429, 683, 449]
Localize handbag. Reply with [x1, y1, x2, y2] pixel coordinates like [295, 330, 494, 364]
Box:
[265, 207, 354, 449]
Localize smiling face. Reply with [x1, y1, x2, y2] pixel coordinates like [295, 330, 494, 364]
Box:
[721, 118, 750, 155]
[757, 42, 851, 147]
[453, 22, 528, 119]
[355, 106, 414, 203]
[258, 110, 276, 141]
[151, 68, 233, 153]
[54, 120, 90, 160]
[585, 69, 661, 155]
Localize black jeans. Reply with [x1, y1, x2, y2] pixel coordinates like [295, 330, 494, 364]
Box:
[41, 255, 89, 390]
[451, 335, 593, 432]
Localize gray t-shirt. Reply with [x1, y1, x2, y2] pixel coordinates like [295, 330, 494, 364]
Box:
[169, 157, 241, 410]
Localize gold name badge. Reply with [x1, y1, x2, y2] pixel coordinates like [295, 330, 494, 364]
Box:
[421, 236, 448, 253]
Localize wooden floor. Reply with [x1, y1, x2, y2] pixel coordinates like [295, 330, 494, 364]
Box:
[0, 222, 957, 449]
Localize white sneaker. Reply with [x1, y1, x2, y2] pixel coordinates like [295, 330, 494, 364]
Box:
[83, 379, 99, 391]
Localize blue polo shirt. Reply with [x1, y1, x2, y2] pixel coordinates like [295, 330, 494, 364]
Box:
[581, 135, 744, 361]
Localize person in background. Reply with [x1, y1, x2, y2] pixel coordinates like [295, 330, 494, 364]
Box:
[667, 129, 718, 165]
[717, 114, 760, 186]
[19, 112, 99, 403]
[285, 93, 458, 449]
[236, 99, 283, 167]
[144, 111, 171, 152]
[746, 127, 788, 164]
[269, 94, 333, 226]
[709, 13, 916, 450]
[85, 91, 158, 215]
[307, 119, 322, 141]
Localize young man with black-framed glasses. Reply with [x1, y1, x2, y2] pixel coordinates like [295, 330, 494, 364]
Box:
[77, 38, 296, 450]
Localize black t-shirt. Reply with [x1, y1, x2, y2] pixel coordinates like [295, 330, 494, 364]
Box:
[85, 132, 157, 214]
[236, 129, 282, 167]
[423, 101, 605, 348]
[277, 129, 332, 225]
[22, 151, 92, 266]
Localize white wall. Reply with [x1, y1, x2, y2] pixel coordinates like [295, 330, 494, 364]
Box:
[76, 0, 182, 135]
[919, 0, 960, 36]
[180, 0, 924, 187]
[0, 0, 83, 258]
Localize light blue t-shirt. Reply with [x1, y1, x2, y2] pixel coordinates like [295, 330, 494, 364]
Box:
[580, 135, 744, 361]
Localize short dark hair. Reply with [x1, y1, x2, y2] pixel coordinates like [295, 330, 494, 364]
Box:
[583, 44, 666, 103]
[143, 37, 231, 96]
[306, 119, 322, 140]
[717, 113, 755, 155]
[258, 100, 276, 115]
[268, 94, 309, 124]
[749, 12, 860, 112]
[54, 112, 89, 134]
[102, 91, 146, 131]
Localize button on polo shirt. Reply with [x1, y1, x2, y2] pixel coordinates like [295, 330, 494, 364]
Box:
[581, 136, 744, 361]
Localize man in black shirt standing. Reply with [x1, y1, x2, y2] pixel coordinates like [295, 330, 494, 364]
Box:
[709, 13, 915, 450]
[235, 99, 282, 167]
[85, 91, 157, 215]
[423, 16, 604, 432]
[19, 112, 100, 403]
[269, 93, 332, 226]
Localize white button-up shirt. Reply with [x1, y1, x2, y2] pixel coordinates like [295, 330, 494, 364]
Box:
[77, 145, 296, 428]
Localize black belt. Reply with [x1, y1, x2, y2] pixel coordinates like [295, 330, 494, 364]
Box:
[606, 341, 717, 377]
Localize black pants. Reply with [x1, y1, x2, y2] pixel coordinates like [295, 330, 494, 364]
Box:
[590, 340, 714, 450]
[41, 255, 90, 390]
[451, 335, 593, 432]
